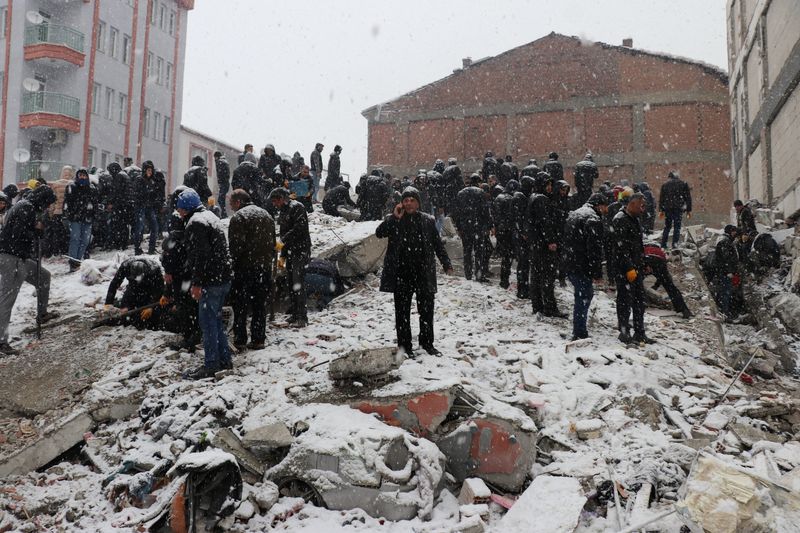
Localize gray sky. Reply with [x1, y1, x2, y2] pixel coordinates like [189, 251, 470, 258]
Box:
[182, 0, 728, 178]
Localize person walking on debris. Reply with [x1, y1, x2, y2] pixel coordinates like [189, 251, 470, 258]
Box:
[573, 153, 598, 206]
[0, 185, 59, 355]
[270, 187, 311, 327]
[106, 162, 133, 250]
[183, 156, 213, 205]
[712, 225, 741, 319]
[453, 174, 492, 282]
[376, 187, 453, 356]
[658, 170, 692, 249]
[325, 145, 343, 191]
[734, 200, 757, 236]
[310, 143, 324, 202]
[563, 193, 609, 340]
[525, 172, 566, 317]
[229, 189, 275, 350]
[322, 182, 356, 217]
[643, 244, 693, 319]
[160, 210, 201, 351]
[611, 193, 653, 345]
[214, 151, 231, 218]
[177, 189, 233, 379]
[493, 179, 519, 289]
[104, 256, 164, 327]
[64, 168, 99, 272]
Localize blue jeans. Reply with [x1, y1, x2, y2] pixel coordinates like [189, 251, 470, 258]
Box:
[218, 183, 229, 218]
[133, 207, 159, 252]
[198, 281, 232, 371]
[714, 275, 733, 316]
[661, 209, 683, 248]
[567, 273, 594, 339]
[68, 221, 92, 262]
[311, 172, 321, 202]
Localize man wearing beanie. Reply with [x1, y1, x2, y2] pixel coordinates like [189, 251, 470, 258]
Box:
[562, 193, 608, 340]
[176, 188, 233, 378]
[376, 187, 453, 356]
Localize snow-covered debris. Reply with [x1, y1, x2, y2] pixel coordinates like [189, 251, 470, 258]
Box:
[500, 475, 586, 533]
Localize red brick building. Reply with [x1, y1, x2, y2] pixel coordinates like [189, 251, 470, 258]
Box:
[362, 33, 733, 224]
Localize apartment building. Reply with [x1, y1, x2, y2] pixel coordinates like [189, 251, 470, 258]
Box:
[0, 0, 194, 190]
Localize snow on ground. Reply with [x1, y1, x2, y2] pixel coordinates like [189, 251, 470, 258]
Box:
[0, 212, 799, 532]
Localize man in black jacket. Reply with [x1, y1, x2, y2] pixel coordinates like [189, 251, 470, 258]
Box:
[259, 144, 282, 187]
[658, 170, 692, 249]
[133, 161, 165, 255]
[325, 145, 343, 191]
[512, 176, 534, 299]
[322, 182, 356, 217]
[481, 151, 498, 182]
[453, 174, 492, 282]
[183, 156, 212, 205]
[612, 193, 652, 344]
[64, 168, 99, 271]
[493, 180, 518, 289]
[232, 152, 268, 209]
[270, 187, 311, 327]
[310, 143, 324, 202]
[177, 188, 233, 378]
[214, 151, 230, 218]
[160, 213, 200, 351]
[713, 225, 740, 317]
[441, 158, 463, 215]
[0, 185, 58, 354]
[543, 152, 564, 182]
[104, 256, 164, 327]
[563, 193, 608, 340]
[357, 172, 391, 221]
[106, 162, 133, 249]
[734, 200, 757, 235]
[526, 172, 566, 317]
[376, 187, 453, 356]
[573, 153, 598, 206]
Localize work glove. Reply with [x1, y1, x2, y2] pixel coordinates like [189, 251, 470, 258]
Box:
[687, 212, 692, 219]
[275, 240, 284, 252]
[140, 308, 153, 321]
[159, 295, 170, 307]
[626, 269, 638, 283]
[658, 212, 665, 219]
[277, 257, 286, 269]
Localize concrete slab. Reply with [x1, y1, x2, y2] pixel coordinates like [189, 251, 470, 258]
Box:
[329, 347, 402, 380]
[500, 475, 586, 533]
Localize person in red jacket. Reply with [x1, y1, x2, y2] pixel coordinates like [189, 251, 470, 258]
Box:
[643, 245, 692, 319]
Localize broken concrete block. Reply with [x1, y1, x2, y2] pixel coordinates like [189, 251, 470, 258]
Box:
[459, 503, 489, 519]
[329, 347, 402, 380]
[212, 427, 266, 481]
[622, 395, 663, 430]
[90, 394, 142, 423]
[575, 419, 604, 440]
[251, 481, 279, 513]
[241, 423, 293, 459]
[729, 422, 786, 447]
[500, 475, 586, 533]
[702, 409, 731, 432]
[458, 478, 491, 505]
[234, 499, 256, 520]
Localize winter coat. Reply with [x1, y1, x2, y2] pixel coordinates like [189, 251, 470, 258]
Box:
[573, 159, 598, 196]
[611, 209, 645, 276]
[376, 212, 451, 294]
[562, 204, 605, 279]
[107, 168, 133, 212]
[737, 206, 757, 235]
[291, 152, 304, 178]
[543, 159, 564, 182]
[426, 171, 443, 210]
[322, 185, 356, 216]
[441, 164, 463, 212]
[640, 183, 656, 224]
[184, 207, 232, 286]
[453, 186, 492, 234]
[228, 203, 275, 274]
[713, 234, 739, 277]
[659, 177, 692, 212]
[0, 188, 55, 260]
[64, 178, 100, 223]
[105, 257, 164, 306]
[498, 162, 518, 186]
[310, 148, 323, 174]
[183, 165, 212, 203]
[326, 152, 342, 190]
[493, 192, 516, 253]
[161, 217, 190, 299]
[216, 156, 231, 188]
[232, 158, 268, 208]
[525, 192, 559, 247]
[277, 200, 311, 260]
[511, 191, 529, 239]
[357, 176, 391, 221]
[133, 166, 166, 210]
[259, 147, 282, 183]
[521, 163, 540, 178]
[481, 156, 498, 181]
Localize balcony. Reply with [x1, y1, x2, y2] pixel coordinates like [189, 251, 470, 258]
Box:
[24, 24, 86, 67]
[19, 92, 81, 133]
[18, 161, 74, 182]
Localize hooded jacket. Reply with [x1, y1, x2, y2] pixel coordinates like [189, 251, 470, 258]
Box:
[573, 156, 598, 194]
[134, 161, 166, 209]
[184, 206, 232, 286]
[563, 204, 605, 278]
[259, 145, 282, 184]
[611, 208, 645, 276]
[215, 155, 231, 188]
[183, 164, 212, 203]
[0, 185, 56, 260]
[229, 203, 275, 273]
[277, 199, 312, 260]
[659, 175, 692, 212]
[64, 168, 100, 223]
[326, 151, 342, 190]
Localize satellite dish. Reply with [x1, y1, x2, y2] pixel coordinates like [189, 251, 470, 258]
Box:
[26, 11, 44, 24]
[22, 78, 41, 92]
[13, 149, 31, 163]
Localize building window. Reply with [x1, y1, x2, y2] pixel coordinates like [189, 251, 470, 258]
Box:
[109, 27, 119, 58]
[151, 2, 158, 25]
[154, 112, 161, 142]
[115, 154, 124, 163]
[168, 11, 176, 36]
[118, 93, 128, 124]
[163, 117, 170, 143]
[166, 62, 173, 88]
[147, 52, 154, 79]
[122, 34, 131, 64]
[1, 7, 8, 39]
[157, 57, 164, 85]
[159, 4, 166, 30]
[105, 87, 115, 120]
[87, 147, 96, 168]
[143, 108, 150, 137]
[92, 83, 101, 114]
[101, 151, 110, 169]
[96, 21, 106, 52]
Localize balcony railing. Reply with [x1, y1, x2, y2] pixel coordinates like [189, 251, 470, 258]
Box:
[21, 92, 81, 119]
[24, 24, 85, 53]
[18, 161, 74, 182]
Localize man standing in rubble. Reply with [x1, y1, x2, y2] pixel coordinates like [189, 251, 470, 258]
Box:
[612, 193, 653, 345]
[734, 200, 757, 235]
[453, 174, 492, 282]
[270, 187, 311, 327]
[377, 187, 453, 356]
[658, 170, 692, 249]
[713, 225, 741, 318]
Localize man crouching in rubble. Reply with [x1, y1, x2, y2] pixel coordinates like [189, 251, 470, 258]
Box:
[376, 187, 453, 356]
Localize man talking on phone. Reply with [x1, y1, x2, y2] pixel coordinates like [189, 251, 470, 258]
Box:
[376, 187, 454, 356]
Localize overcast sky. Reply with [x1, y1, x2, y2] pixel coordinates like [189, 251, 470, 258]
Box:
[182, 0, 728, 178]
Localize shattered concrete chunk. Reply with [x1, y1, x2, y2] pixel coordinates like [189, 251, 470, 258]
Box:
[622, 395, 663, 430]
[575, 419, 604, 440]
[729, 422, 786, 447]
[241, 423, 293, 458]
[251, 481, 279, 513]
[500, 475, 586, 533]
[458, 478, 491, 505]
[329, 347, 402, 380]
[212, 427, 267, 480]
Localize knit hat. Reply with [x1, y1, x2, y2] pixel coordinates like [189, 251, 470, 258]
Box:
[587, 193, 609, 207]
[401, 186, 421, 204]
[269, 187, 290, 200]
[176, 188, 202, 211]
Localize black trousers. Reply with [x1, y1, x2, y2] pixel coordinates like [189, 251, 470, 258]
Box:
[529, 245, 557, 312]
[650, 261, 688, 313]
[394, 284, 435, 351]
[287, 252, 308, 321]
[497, 234, 514, 288]
[232, 271, 270, 344]
[462, 231, 486, 280]
[516, 243, 530, 298]
[616, 276, 646, 337]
